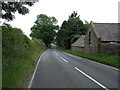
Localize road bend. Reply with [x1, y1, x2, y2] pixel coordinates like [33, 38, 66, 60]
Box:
[30, 45, 119, 89]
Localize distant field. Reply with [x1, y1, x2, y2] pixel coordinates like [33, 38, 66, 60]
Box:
[63, 49, 120, 68]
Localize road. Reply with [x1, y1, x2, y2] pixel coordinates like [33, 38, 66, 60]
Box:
[29, 45, 119, 89]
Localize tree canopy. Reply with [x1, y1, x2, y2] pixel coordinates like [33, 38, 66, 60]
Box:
[56, 11, 89, 49]
[1, 1, 36, 21]
[30, 14, 59, 47]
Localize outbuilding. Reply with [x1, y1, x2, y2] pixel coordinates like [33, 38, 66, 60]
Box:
[71, 35, 85, 53]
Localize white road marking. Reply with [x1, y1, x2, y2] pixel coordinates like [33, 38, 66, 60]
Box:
[54, 50, 68, 63]
[54, 50, 59, 56]
[89, 60, 119, 71]
[64, 52, 119, 71]
[75, 67, 109, 90]
[28, 50, 46, 88]
[60, 57, 68, 63]
[56, 53, 59, 56]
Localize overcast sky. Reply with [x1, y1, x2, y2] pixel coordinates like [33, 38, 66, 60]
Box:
[5, 0, 119, 38]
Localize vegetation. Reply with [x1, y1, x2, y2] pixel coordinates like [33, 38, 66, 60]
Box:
[63, 49, 120, 68]
[30, 14, 59, 47]
[2, 2, 37, 21]
[56, 11, 89, 49]
[71, 34, 80, 44]
[2, 24, 47, 88]
[2, 23, 29, 59]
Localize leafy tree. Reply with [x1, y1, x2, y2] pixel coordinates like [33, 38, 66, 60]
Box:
[1, 1, 36, 21]
[71, 34, 80, 44]
[56, 11, 89, 49]
[2, 23, 31, 59]
[30, 14, 58, 47]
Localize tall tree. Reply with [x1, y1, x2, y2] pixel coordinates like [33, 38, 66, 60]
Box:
[1, 1, 36, 21]
[56, 11, 89, 49]
[30, 14, 58, 47]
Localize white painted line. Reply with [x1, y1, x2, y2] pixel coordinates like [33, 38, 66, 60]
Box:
[89, 60, 119, 71]
[75, 67, 109, 90]
[54, 50, 59, 56]
[54, 50, 68, 63]
[60, 57, 68, 63]
[56, 53, 59, 56]
[28, 50, 47, 88]
[65, 52, 119, 71]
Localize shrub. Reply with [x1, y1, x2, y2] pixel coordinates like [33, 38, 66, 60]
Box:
[2, 23, 31, 64]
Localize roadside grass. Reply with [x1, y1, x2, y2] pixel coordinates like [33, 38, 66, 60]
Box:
[63, 49, 120, 68]
[2, 39, 47, 88]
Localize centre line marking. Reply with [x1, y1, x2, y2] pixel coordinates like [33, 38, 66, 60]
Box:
[56, 53, 59, 56]
[54, 50, 59, 56]
[60, 57, 68, 63]
[75, 67, 109, 90]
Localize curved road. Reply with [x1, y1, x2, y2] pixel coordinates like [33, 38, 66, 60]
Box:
[29, 45, 119, 89]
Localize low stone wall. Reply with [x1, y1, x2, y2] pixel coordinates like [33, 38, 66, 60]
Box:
[71, 43, 120, 55]
[71, 46, 84, 53]
[99, 43, 120, 55]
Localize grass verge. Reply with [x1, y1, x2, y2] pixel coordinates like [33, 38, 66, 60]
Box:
[63, 49, 120, 68]
[2, 39, 47, 88]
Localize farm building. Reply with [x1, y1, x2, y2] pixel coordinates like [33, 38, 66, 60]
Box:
[84, 22, 120, 55]
[71, 21, 120, 55]
[71, 35, 85, 53]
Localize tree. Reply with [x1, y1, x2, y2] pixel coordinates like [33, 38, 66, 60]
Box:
[71, 34, 80, 44]
[2, 23, 31, 59]
[56, 11, 89, 49]
[1, 1, 36, 21]
[30, 14, 58, 47]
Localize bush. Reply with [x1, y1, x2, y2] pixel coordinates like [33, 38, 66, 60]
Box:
[2, 23, 30, 60]
[2, 23, 47, 88]
[71, 34, 80, 43]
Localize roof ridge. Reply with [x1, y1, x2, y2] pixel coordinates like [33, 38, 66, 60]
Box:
[93, 22, 120, 24]
[91, 22, 100, 38]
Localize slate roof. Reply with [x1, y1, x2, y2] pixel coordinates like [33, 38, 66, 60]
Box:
[71, 35, 85, 47]
[92, 23, 120, 42]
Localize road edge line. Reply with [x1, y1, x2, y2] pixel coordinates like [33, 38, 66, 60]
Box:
[28, 50, 47, 88]
[64, 52, 119, 71]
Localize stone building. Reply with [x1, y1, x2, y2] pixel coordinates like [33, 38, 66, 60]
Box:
[84, 22, 120, 55]
[71, 21, 120, 55]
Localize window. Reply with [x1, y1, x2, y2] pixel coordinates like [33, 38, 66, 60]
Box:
[89, 31, 91, 46]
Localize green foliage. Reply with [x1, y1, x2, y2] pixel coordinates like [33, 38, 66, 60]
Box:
[63, 49, 120, 68]
[2, 23, 30, 60]
[3, 38, 46, 88]
[2, 2, 36, 21]
[56, 11, 89, 49]
[30, 14, 58, 47]
[71, 34, 80, 43]
[2, 24, 47, 88]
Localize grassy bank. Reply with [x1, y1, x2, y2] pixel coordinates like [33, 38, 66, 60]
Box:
[2, 39, 47, 88]
[2, 24, 47, 88]
[63, 49, 120, 68]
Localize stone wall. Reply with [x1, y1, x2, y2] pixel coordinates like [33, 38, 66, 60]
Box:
[71, 46, 84, 53]
[99, 43, 120, 55]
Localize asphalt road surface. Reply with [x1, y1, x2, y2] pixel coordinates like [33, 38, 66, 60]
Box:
[30, 45, 119, 89]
